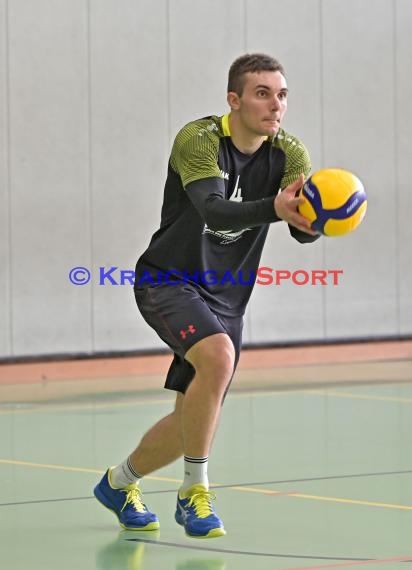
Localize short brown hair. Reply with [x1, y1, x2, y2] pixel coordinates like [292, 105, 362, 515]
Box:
[227, 53, 285, 96]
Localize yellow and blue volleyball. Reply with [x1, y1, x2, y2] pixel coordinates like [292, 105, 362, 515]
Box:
[298, 168, 367, 237]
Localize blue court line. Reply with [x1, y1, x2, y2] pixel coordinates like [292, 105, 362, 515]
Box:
[210, 468, 412, 490]
[124, 536, 375, 562]
[1, 467, 412, 507]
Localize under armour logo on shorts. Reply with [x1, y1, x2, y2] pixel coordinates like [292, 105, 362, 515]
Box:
[179, 325, 197, 340]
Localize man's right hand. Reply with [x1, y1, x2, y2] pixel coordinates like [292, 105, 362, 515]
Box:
[274, 174, 318, 235]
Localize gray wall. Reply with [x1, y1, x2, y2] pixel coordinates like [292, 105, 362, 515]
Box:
[0, 0, 411, 358]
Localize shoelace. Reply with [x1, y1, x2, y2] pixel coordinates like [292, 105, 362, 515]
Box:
[121, 486, 146, 513]
[187, 491, 216, 519]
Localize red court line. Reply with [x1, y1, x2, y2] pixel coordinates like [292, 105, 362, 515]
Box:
[282, 554, 412, 570]
[0, 340, 411, 385]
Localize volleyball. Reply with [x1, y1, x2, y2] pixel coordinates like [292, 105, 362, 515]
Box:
[298, 168, 367, 237]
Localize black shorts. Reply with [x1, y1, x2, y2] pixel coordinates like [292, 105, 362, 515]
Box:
[134, 283, 243, 394]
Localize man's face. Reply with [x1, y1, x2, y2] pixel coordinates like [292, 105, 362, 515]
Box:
[229, 70, 288, 136]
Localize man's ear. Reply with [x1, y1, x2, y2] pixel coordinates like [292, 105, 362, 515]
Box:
[227, 91, 240, 111]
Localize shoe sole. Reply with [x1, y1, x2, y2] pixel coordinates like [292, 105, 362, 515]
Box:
[185, 527, 226, 539]
[94, 486, 160, 531]
[175, 514, 226, 538]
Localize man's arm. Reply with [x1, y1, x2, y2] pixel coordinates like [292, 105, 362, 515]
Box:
[187, 174, 317, 236]
[186, 177, 281, 232]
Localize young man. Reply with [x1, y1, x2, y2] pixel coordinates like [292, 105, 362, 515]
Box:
[94, 53, 319, 539]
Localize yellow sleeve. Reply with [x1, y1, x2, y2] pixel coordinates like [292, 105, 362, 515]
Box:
[170, 120, 222, 188]
[279, 135, 312, 190]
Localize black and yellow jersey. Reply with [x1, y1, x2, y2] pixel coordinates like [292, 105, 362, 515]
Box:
[135, 114, 312, 316]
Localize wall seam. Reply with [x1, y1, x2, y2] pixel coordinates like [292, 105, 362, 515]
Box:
[393, 0, 400, 334]
[86, 0, 94, 353]
[243, 0, 248, 51]
[5, 0, 13, 355]
[166, 0, 172, 146]
[319, 0, 327, 340]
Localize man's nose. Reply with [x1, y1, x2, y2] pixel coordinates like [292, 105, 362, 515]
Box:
[271, 95, 281, 111]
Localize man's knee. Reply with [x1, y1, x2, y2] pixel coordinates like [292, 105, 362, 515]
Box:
[185, 333, 236, 381]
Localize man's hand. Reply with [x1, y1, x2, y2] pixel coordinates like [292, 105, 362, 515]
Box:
[274, 174, 318, 235]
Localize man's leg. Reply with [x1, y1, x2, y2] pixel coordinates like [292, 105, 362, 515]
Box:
[95, 283, 240, 535]
[171, 333, 234, 538]
[94, 333, 233, 535]
[181, 333, 235, 458]
[128, 393, 184, 474]
[93, 394, 185, 532]
[127, 332, 234, 475]
[117, 333, 234, 538]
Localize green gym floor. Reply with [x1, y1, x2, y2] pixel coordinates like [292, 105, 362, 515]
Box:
[1, 342, 412, 570]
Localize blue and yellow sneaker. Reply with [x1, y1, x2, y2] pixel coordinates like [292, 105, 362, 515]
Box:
[94, 468, 159, 531]
[175, 484, 226, 538]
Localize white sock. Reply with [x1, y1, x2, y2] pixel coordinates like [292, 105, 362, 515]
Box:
[181, 455, 209, 491]
[110, 456, 142, 489]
